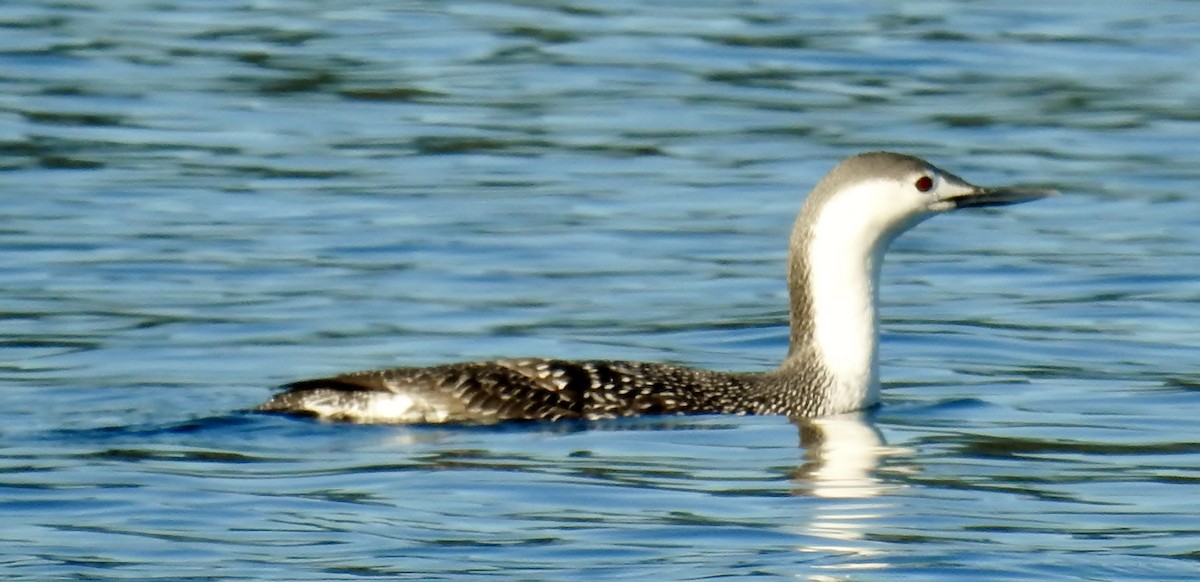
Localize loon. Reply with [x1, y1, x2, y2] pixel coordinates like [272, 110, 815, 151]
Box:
[257, 151, 1053, 424]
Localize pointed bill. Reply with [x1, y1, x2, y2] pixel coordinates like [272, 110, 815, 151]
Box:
[947, 186, 1058, 209]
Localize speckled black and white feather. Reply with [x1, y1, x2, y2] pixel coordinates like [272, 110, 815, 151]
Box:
[257, 356, 840, 424]
[257, 152, 1052, 424]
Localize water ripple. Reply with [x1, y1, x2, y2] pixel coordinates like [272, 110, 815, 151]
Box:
[3, 0, 1200, 579]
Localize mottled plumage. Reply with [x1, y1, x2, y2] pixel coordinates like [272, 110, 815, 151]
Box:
[257, 152, 1052, 424]
[259, 359, 772, 423]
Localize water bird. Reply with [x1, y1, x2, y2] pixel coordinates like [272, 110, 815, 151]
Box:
[257, 152, 1053, 424]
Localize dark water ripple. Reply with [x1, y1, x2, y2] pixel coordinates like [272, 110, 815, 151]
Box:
[3, 0, 1200, 580]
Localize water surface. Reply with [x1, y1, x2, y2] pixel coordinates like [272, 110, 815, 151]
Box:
[3, 0, 1200, 579]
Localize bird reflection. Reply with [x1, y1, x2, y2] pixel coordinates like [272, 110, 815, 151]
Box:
[786, 413, 909, 575]
[789, 414, 896, 498]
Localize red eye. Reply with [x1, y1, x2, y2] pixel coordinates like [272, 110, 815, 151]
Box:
[914, 175, 934, 192]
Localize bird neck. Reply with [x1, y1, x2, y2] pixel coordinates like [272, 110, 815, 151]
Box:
[782, 188, 906, 414]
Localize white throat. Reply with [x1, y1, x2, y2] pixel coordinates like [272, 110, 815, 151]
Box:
[798, 179, 925, 413]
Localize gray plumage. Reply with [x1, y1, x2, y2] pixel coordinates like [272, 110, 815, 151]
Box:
[257, 152, 1052, 424]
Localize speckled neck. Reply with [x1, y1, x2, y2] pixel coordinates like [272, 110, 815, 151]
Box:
[777, 213, 882, 415]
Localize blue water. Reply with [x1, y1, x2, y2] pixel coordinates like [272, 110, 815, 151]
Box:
[4, 0, 1200, 579]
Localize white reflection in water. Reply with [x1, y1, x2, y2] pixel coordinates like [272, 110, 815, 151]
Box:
[788, 415, 910, 573]
[792, 415, 900, 499]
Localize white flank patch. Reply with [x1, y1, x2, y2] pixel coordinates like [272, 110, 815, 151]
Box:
[354, 393, 419, 422]
[305, 392, 453, 424]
